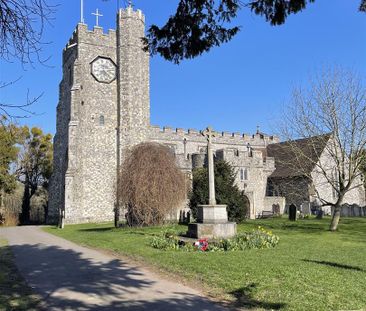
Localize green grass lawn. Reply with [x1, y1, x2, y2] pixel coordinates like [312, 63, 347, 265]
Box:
[0, 239, 40, 311]
[44, 217, 366, 311]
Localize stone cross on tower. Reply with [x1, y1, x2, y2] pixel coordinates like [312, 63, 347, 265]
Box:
[202, 126, 216, 205]
[92, 8, 103, 27]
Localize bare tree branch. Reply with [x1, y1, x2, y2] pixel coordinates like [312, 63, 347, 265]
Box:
[275, 68, 366, 231]
[0, 0, 57, 66]
[0, 78, 43, 119]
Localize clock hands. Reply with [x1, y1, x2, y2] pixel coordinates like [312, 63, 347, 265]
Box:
[91, 57, 116, 83]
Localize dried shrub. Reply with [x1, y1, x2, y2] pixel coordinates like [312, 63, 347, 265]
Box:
[119, 142, 187, 226]
[0, 211, 19, 226]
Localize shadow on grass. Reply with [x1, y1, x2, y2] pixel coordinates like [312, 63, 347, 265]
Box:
[78, 228, 153, 237]
[243, 218, 328, 233]
[78, 226, 182, 237]
[78, 227, 116, 233]
[280, 224, 325, 233]
[302, 259, 364, 272]
[230, 283, 286, 310]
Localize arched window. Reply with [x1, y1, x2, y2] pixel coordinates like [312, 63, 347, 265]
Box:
[240, 168, 248, 181]
[99, 115, 105, 126]
[244, 168, 248, 181]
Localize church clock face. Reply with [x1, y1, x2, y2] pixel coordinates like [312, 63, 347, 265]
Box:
[91, 57, 116, 83]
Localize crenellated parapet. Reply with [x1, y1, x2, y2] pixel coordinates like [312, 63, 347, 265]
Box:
[149, 125, 279, 146]
[216, 148, 275, 169]
[64, 23, 116, 51]
[63, 23, 117, 65]
[62, 23, 117, 76]
[190, 147, 276, 171]
[119, 7, 145, 23]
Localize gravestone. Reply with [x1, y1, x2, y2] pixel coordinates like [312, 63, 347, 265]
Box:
[272, 203, 280, 216]
[300, 201, 311, 216]
[316, 209, 324, 219]
[289, 204, 297, 221]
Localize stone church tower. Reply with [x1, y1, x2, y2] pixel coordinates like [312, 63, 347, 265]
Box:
[49, 6, 366, 224]
[49, 6, 288, 225]
[48, 7, 149, 224]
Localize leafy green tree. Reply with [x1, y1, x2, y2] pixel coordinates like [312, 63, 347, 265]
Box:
[0, 118, 21, 208]
[147, 0, 366, 63]
[189, 160, 249, 222]
[17, 126, 52, 224]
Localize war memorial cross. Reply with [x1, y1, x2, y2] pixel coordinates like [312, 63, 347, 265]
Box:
[202, 126, 216, 206]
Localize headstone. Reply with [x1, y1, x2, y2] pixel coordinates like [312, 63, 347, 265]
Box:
[289, 204, 297, 221]
[300, 201, 311, 215]
[353, 204, 360, 217]
[316, 209, 324, 219]
[179, 210, 184, 223]
[272, 204, 280, 216]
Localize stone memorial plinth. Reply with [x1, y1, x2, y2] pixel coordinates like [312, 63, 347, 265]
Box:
[197, 204, 229, 223]
[187, 205, 237, 239]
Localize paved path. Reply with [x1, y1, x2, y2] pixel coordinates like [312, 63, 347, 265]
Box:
[0, 226, 228, 311]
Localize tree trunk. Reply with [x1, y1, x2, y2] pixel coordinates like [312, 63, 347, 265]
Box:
[114, 204, 120, 228]
[0, 189, 4, 211]
[21, 176, 31, 224]
[329, 205, 341, 231]
[30, 184, 37, 199]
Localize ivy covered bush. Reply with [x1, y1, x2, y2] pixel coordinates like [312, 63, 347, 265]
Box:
[150, 227, 279, 252]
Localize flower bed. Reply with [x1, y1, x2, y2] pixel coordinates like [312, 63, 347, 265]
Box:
[150, 226, 279, 252]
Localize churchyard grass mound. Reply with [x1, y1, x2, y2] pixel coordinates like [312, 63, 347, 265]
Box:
[44, 217, 366, 311]
[0, 239, 41, 310]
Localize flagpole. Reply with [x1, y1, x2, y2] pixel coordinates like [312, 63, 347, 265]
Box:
[80, 0, 84, 23]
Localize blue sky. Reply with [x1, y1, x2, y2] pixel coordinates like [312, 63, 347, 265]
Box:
[0, 0, 365, 136]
